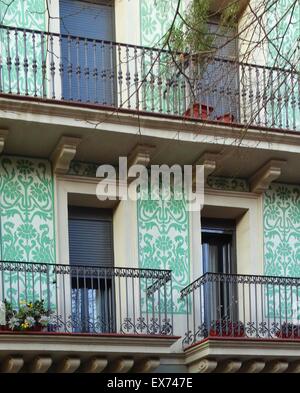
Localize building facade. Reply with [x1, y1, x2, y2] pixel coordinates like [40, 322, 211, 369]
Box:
[0, 0, 299, 373]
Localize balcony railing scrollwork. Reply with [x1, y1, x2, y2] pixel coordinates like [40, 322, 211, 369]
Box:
[0, 261, 173, 336]
[181, 272, 300, 348]
[0, 25, 299, 131]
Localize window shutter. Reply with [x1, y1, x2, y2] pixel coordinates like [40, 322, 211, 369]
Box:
[68, 207, 114, 267]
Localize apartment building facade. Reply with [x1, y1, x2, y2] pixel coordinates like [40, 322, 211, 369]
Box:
[0, 0, 299, 373]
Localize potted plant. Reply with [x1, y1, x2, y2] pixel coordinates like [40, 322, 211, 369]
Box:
[275, 322, 300, 339]
[1, 299, 53, 332]
[163, 0, 239, 118]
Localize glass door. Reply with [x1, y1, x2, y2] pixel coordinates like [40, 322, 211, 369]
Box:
[201, 219, 237, 334]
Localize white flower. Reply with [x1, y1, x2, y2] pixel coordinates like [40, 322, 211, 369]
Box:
[8, 316, 20, 330]
[38, 315, 50, 327]
[25, 316, 35, 327]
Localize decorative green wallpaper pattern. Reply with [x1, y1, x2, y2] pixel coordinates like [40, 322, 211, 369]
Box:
[207, 176, 249, 192]
[139, 0, 184, 114]
[0, 156, 55, 263]
[0, 0, 46, 95]
[68, 161, 99, 177]
[264, 183, 300, 318]
[264, 183, 300, 277]
[140, 0, 181, 47]
[137, 195, 190, 314]
[0, 156, 56, 306]
[267, 0, 300, 130]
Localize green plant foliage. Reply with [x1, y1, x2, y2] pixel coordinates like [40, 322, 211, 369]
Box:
[166, 0, 239, 59]
[3, 299, 53, 331]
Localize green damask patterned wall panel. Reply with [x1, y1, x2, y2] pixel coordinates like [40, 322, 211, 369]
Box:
[0, 156, 56, 263]
[140, 0, 181, 47]
[137, 197, 190, 314]
[266, 0, 300, 129]
[207, 176, 249, 192]
[68, 161, 99, 177]
[264, 183, 300, 277]
[0, 0, 46, 95]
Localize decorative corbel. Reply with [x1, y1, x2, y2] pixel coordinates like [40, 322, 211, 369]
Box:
[1, 356, 24, 373]
[131, 357, 160, 373]
[215, 359, 242, 373]
[51, 136, 82, 174]
[250, 159, 286, 194]
[0, 129, 9, 154]
[128, 144, 156, 168]
[56, 357, 81, 373]
[188, 358, 218, 373]
[263, 360, 289, 373]
[106, 357, 134, 373]
[30, 356, 53, 373]
[193, 152, 219, 189]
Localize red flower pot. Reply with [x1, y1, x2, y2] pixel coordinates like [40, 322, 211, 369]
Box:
[184, 103, 213, 120]
[216, 113, 234, 123]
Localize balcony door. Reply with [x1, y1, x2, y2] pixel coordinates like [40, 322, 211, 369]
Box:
[60, 0, 115, 104]
[68, 206, 115, 333]
[201, 218, 237, 330]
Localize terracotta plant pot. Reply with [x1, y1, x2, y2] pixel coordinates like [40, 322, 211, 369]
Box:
[216, 113, 234, 123]
[0, 325, 10, 332]
[184, 103, 214, 120]
[209, 320, 245, 338]
[275, 323, 300, 339]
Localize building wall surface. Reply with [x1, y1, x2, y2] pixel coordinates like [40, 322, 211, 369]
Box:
[263, 183, 300, 277]
[0, 156, 55, 264]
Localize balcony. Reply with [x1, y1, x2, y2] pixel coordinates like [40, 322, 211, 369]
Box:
[181, 272, 300, 347]
[180, 272, 300, 372]
[0, 261, 173, 336]
[0, 25, 299, 133]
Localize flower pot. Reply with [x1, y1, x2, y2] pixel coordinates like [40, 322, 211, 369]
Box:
[184, 103, 214, 120]
[31, 325, 43, 332]
[216, 113, 234, 123]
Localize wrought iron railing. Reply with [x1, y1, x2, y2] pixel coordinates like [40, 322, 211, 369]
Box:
[0, 25, 299, 131]
[0, 261, 173, 335]
[181, 272, 300, 347]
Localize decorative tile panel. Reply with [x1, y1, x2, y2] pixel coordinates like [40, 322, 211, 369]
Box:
[68, 161, 99, 177]
[207, 176, 249, 192]
[267, 0, 300, 130]
[0, 0, 46, 95]
[264, 183, 300, 277]
[264, 183, 300, 318]
[137, 195, 190, 314]
[0, 156, 56, 306]
[0, 156, 55, 263]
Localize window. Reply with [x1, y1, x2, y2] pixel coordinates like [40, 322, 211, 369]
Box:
[68, 206, 115, 333]
[59, 0, 115, 103]
[201, 218, 237, 325]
